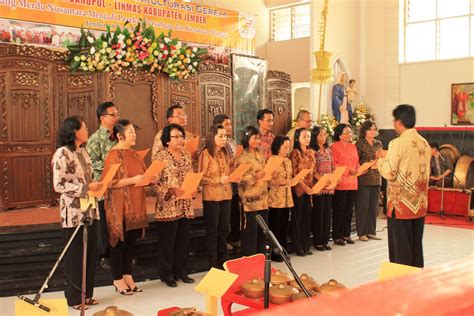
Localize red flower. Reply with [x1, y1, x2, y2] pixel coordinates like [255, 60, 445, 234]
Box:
[170, 45, 176, 50]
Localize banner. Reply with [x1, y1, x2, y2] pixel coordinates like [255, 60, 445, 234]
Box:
[0, 0, 255, 54]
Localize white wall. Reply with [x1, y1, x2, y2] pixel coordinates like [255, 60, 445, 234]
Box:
[363, 0, 474, 129]
[400, 59, 474, 127]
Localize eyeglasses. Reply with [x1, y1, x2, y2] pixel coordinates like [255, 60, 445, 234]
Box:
[104, 112, 120, 117]
[172, 114, 187, 119]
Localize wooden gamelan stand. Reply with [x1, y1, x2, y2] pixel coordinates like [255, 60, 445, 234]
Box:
[0, 43, 292, 211]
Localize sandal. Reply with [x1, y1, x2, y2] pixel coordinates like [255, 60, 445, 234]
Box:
[72, 304, 89, 310]
[85, 298, 99, 305]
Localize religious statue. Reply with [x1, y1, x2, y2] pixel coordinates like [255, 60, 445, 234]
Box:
[332, 72, 348, 123]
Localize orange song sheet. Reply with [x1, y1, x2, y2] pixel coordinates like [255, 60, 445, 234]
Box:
[310, 174, 332, 194]
[227, 163, 251, 183]
[135, 160, 167, 187]
[88, 163, 120, 198]
[235, 145, 244, 158]
[177, 172, 204, 199]
[288, 168, 312, 187]
[137, 148, 150, 160]
[261, 156, 284, 182]
[326, 166, 347, 190]
[185, 136, 200, 155]
[356, 161, 376, 176]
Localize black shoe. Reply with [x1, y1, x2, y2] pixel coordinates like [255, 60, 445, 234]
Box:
[304, 250, 313, 255]
[99, 257, 111, 269]
[161, 278, 177, 288]
[179, 275, 195, 283]
[315, 245, 325, 251]
[323, 245, 332, 251]
[296, 251, 306, 257]
[334, 239, 346, 246]
[344, 238, 355, 245]
[271, 253, 284, 262]
[114, 285, 133, 295]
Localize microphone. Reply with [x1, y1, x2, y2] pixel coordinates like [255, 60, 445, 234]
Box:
[255, 214, 284, 254]
[17, 295, 51, 312]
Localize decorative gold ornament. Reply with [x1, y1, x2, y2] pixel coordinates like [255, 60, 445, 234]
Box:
[93, 306, 133, 316]
[311, 0, 333, 121]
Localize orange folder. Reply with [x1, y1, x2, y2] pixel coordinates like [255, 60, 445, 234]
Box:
[235, 145, 244, 158]
[310, 173, 332, 194]
[326, 166, 347, 190]
[134, 160, 167, 187]
[89, 163, 120, 198]
[185, 136, 200, 155]
[260, 156, 284, 182]
[227, 163, 251, 183]
[177, 172, 204, 199]
[137, 148, 150, 160]
[288, 168, 312, 187]
[356, 161, 375, 176]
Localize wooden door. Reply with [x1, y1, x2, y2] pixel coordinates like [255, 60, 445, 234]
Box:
[266, 70, 292, 136]
[108, 69, 165, 165]
[0, 45, 56, 210]
[198, 62, 233, 140]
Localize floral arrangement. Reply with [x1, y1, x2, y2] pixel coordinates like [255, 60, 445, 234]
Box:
[317, 113, 338, 138]
[67, 20, 207, 80]
[351, 104, 375, 128]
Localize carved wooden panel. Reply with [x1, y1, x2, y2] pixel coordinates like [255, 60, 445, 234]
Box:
[55, 71, 106, 135]
[109, 69, 164, 164]
[198, 62, 232, 139]
[0, 43, 57, 210]
[266, 70, 292, 136]
[166, 76, 200, 136]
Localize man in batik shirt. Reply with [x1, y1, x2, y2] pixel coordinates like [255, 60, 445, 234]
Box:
[86, 101, 119, 268]
[256, 108, 275, 161]
[376, 104, 430, 268]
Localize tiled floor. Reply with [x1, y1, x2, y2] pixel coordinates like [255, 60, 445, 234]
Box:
[1, 218, 473, 315]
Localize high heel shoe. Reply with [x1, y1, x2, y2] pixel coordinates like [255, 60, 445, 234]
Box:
[129, 286, 143, 293]
[114, 285, 133, 295]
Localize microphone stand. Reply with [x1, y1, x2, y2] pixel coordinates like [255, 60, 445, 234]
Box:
[17, 206, 93, 314]
[255, 214, 312, 309]
[439, 175, 445, 220]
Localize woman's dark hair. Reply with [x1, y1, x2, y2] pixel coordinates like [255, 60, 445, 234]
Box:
[57, 116, 84, 151]
[205, 124, 228, 158]
[241, 126, 260, 150]
[429, 142, 440, 151]
[161, 123, 186, 148]
[393, 104, 416, 128]
[309, 126, 328, 151]
[359, 120, 377, 140]
[333, 123, 351, 142]
[271, 135, 290, 156]
[113, 119, 133, 141]
[293, 128, 309, 152]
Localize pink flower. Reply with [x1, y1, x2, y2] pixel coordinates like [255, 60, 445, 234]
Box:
[138, 51, 148, 60]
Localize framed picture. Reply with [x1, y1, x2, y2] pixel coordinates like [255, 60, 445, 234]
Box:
[452, 83, 474, 125]
[231, 53, 268, 143]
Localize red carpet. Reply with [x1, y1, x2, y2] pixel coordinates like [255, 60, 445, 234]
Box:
[425, 213, 474, 230]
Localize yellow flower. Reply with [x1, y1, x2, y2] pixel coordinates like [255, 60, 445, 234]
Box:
[185, 49, 191, 55]
[179, 54, 184, 60]
[126, 39, 132, 46]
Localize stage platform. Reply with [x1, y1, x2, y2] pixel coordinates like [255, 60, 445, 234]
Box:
[0, 196, 226, 297]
